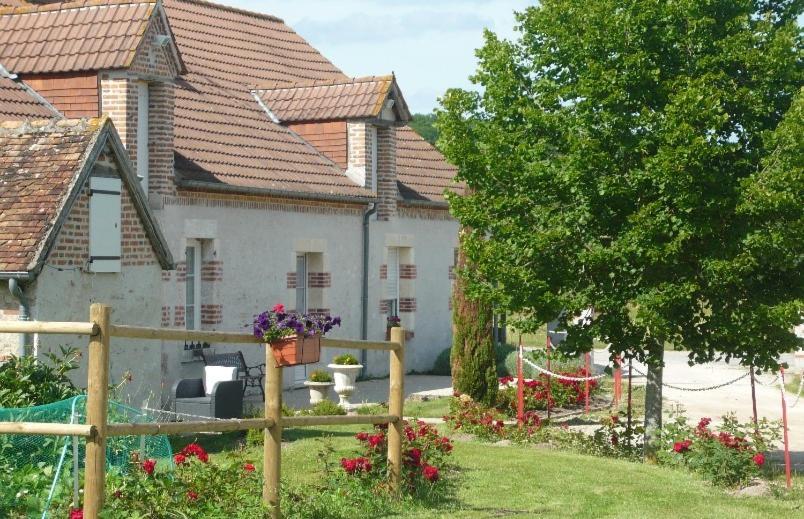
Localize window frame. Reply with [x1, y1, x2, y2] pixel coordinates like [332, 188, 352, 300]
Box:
[185, 240, 201, 330]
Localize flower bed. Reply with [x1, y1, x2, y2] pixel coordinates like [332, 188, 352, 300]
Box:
[444, 395, 544, 443]
[657, 414, 781, 487]
[497, 368, 601, 413]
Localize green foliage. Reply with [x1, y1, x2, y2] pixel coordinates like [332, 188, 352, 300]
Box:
[355, 403, 388, 416]
[436, 0, 803, 373]
[302, 399, 347, 416]
[0, 346, 80, 407]
[434, 341, 513, 377]
[432, 347, 452, 375]
[308, 369, 333, 383]
[451, 243, 498, 407]
[332, 354, 359, 365]
[409, 113, 439, 144]
[656, 413, 781, 487]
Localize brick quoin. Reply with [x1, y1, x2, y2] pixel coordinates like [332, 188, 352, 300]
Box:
[161, 306, 171, 327]
[174, 305, 186, 327]
[162, 270, 172, 281]
[201, 260, 223, 282]
[175, 262, 187, 282]
[307, 272, 331, 288]
[201, 304, 223, 325]
[376, 126, 398, 221]
[379, 299, 390, 314]
[399, 264, 416, 279]
[286, 272, 297, 289]
[379, 264, 387, 280]
[399, 297, 417, 313]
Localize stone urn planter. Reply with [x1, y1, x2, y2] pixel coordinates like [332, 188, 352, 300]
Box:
[303, 380, 335, 405]
[328, 354, 363, 406]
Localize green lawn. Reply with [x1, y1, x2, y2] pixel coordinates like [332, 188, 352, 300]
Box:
[405, 397, 451, 418]
[786, 373, 801, 397]
[172, 424, 802, 518]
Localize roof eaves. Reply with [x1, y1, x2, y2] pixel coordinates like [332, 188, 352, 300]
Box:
[176, 179, 377, 205]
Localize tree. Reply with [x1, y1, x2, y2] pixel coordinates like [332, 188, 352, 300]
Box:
[451, 231, 498, 407]
[437, 0, 802, 458]
[409, 113, 439, 144]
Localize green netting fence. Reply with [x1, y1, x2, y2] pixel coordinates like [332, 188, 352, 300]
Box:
[0, 396, 173, 518]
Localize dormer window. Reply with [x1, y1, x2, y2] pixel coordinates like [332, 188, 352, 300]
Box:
[136, 81, 149, 192]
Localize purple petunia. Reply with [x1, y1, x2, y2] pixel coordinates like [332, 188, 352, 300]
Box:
[253, 306, 341, 342]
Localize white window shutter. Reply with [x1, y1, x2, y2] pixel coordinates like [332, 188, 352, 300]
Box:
[89, 177, 121, 273]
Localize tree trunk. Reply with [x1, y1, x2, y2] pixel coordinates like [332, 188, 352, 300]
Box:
[450, 238, 497, 407]
[643, 341, 664, 462]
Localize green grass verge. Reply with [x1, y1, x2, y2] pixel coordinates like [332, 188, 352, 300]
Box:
[171, 423, 802, 518]
[405, 397, 451, 418]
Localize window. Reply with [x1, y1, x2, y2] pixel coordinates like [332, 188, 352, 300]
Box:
[185, 241, 201, 330]
[295, 254, 308, 313]
[136, 81, 149, 192]
[88, 176, 121, 273]
[386, 247, 399, 316]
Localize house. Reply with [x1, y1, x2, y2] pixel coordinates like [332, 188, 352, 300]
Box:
[0, 71, 174, 399]
[0, 0, 459, 403]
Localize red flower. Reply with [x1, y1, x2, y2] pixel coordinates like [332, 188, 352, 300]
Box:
[499, 376, 514, 385]
[244, 463, 256, 472]
[610, 433, 619, 446]
[610, 415, 619, 423]
[752, 453, 765, 466]
[341, 457, 358, 474]
[187, 490, 199, 502]
[112, 489, 123, 499]
[673, 440, 692, 453]
[422, 464, 439, 482]
[367, 432, 385, 448]
[355, 431, 369, 441]
[69, 509, 83, 519]
[180, 443, 209, 463]
[141, 459, 156, 476]
[173, 453, 187, 465]
[272, 303, 286, 313]
[406, 447, 422, 466]
[356, 457, 372, 472]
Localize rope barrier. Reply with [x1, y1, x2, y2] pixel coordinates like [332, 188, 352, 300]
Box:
[630, 366, 750, 391]
[521, 357, 608, 382]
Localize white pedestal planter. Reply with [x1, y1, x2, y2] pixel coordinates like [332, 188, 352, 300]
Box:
[303, 381, 334, 405]
[327, 364, 363, 407]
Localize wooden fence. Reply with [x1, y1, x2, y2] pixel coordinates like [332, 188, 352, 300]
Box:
[0, 303, 406, 519]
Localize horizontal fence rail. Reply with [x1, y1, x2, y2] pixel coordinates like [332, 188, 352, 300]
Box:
[0, 304, 406, 519]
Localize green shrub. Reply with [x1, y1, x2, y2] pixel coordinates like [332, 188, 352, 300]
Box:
[308, 369, 333, 383]
[431, 347, 451, 376]
[355, 403, 388, 415]
[0, 346, 81, 407]
[332, 353, 359, 365]
[246, 404, 295, 445]
[302, 399, 346, 416]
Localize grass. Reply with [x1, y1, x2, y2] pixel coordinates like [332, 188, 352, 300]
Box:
[405, 397, 451, 418]
[172, 423, 803, 518]
[786, 373, 802, 397]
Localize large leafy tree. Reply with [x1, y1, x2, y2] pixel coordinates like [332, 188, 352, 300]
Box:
[437, 0, 802, 457]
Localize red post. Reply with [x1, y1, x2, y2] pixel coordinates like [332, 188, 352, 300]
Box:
[780, 367, 792, 489]
[626, 358, 633, 446]
[546, 335, 552, 420]
[614, 355, 622, 407]
[584, 352, 591, 414]
[517, 335, 524, 428]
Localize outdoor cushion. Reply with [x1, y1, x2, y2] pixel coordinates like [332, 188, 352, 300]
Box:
[203, 366, 237, 395]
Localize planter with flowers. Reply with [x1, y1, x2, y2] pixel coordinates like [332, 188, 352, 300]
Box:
[253, 304, 341, 367]
[304, 369, 335, 405]
[328, 353, 363, 406]
[385, 315, 401, 340]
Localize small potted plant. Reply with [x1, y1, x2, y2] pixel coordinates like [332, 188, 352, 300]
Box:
[386, 315, 401, 340]
[328, 353, 363, 406]
[253, 304, 341, 367]
[303, 369, 334, 405]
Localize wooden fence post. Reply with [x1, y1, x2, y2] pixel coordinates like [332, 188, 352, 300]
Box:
[84, 303, 111, 518]
[388, 327, 405, 494]
[263, 345, 283, 518]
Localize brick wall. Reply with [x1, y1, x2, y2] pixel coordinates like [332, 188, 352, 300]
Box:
[174, 305, 185, 327]
[201, 304, 223, 325]
[47, 146, 159, 268]
[288, 121, 347, 168]
[161, 305, 171, 327]
[399, 297, 417, 313]
[399, 264, 417, 279]
[22, 72, 99, 118]
[376, 126, 398, 220]
[201, 260, 223, 282]
[346, 121, 374, 188]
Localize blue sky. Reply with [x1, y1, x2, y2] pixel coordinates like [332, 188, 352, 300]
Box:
[229, 1, 534, 113]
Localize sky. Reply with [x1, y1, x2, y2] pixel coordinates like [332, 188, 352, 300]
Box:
[229, 1, 534, 114]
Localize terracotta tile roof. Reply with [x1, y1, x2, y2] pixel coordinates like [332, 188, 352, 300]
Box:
[396, 126, 459, 204]
[0, 0, 156, 74]
[0, 118, 100, 272]
[255, 76, 401, 123]
[0, 70, 59, 119]
[165, 0, 373, 199]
